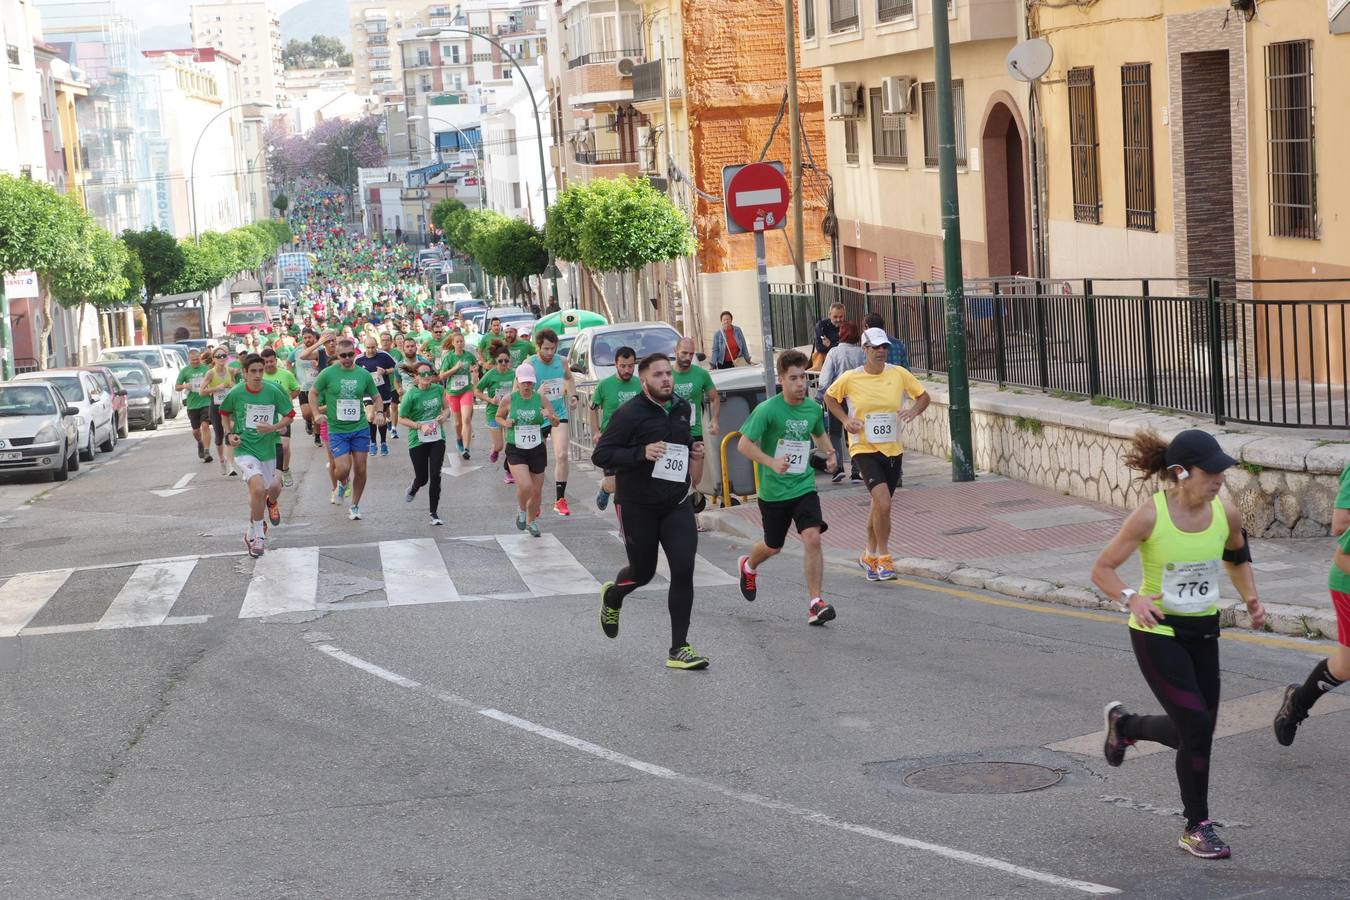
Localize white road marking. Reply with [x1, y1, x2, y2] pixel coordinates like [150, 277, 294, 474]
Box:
[313, 643, 1119, 896]
[607, 530, 738, 588]
[172, 473, 196, 490]
[0, 569, 74, 637]
[379, 538, 461, 605]
[238, 547, 319, 618]
[96, 559, 198, 630]
[496, 532, 600, 596]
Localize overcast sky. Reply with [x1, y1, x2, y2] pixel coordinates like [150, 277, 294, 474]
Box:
[118, 0, 310, 33]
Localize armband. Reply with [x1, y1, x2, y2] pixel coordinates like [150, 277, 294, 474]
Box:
[1221, 529, 1252, 565]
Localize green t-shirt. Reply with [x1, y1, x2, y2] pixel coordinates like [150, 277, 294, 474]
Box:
[505, 390, 545, 447]
[219, 381, 293, 463]
[1331, 463, 1350, 592]
[312, 364, 378, 433]
[505, 339, 536, 367]
[399, 384, 446, 449]
[592, 374, 641, 431]
[176, 364, 212, 410]
[738, 394, 825, 503]
[439, 350, 478, 396]
[263, 367, 300, 401]
[673, 364, 716, 436]
[477, 367, 515, 418]
[398, 355, 432, 392]
[386, 347, 404, 363]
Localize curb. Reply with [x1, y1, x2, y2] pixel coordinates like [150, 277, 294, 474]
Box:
[696, 508, 1339, 644]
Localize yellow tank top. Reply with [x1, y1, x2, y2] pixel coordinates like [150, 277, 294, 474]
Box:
[1131, 491, 1229, 637]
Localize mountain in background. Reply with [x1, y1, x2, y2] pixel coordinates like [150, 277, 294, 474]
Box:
[281, 0, 351, 47]
[138, 22, 191, 52]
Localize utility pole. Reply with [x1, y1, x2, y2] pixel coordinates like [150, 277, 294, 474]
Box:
[784, 0, 804, 284]
[1, 280, 12, 380]
[932, 0, 974, 482]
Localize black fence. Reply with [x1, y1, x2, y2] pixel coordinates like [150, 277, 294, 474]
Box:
[770, 275, 1350, 429]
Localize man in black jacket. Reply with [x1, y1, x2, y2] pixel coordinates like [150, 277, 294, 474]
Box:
[592, 352, 709, 670]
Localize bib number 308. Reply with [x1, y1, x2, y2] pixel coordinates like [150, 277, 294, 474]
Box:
[653, 442, 689, 483]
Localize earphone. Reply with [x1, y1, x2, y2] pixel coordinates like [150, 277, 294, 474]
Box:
[1169, 465, 1190, 481]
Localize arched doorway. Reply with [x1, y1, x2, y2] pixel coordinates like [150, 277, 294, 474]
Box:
[981, 99, 1030, 277]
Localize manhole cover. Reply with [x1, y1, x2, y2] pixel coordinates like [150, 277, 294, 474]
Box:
[903, 762, 1063, 794]
[940, 525, 987, 536]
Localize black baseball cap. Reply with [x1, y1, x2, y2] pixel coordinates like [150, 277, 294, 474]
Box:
[1165, 429, 1237, 474]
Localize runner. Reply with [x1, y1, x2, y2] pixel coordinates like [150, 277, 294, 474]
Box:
[823, 327, 930, 582]
[735, 350, 838, 625]
[496, 363, 559, 537]
[502, 324, 536, 367]
[174, 348, 213, 463]
[217, 353, 295, 558]
[438, 331, 479, 460]
[355, 336, 397, 457]
[381, 331, 403, 439]
[589, 346, 640, 511]
[309, 337, 383, 520]
[475, 342, 514, 478]
[592, 353, 708, 670]
[399, 360, 450, 526]
[201, 347, 241, 477]
[290, 329, 322, 445]
[260, 348, 301, 487]
[672, 337, 719, 489]
[526, 328, 577, 516]
[1272, 458, 1350, 746]
[477, 317, 505, 367]
[1091, 429, 1266, 859]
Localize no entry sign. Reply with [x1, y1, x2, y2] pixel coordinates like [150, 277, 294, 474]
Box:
[722, 162, 789, 234]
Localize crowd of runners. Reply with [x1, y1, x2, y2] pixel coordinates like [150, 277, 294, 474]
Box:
[172, 185, 1349, 862]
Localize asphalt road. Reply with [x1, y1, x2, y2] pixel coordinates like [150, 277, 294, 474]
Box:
[2, 411, 1348, 899]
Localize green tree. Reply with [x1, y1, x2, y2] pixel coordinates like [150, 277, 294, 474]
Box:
[49, 223, 131, 356]
[228, 227, 266, 274]
[430, 198, 467, 234]
[119, 241, 144, 305]
[121, 227, 186, 301]
[476, 218, 548, 299]
[272, 193, 289, 215]
[282, 35, 352, 69]
[543, 184, 591, 263]
[170, 236, 233, 295]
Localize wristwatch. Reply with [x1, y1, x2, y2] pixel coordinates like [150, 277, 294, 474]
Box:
[1118, 588, 1138, 610]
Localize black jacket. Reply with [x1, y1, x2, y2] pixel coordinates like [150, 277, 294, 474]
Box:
[592, 391, 695, 508]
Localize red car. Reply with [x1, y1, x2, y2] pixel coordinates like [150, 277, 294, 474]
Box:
[75, 365, 130, 439]
[225, 305, 274, 335]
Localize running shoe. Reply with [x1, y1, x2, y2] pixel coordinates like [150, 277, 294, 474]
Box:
[348, 505, 362, 521]
[1178, 821, 1230, 860]
[313, 434, 322, 446]
[202, 454, 213, 464]
[504, 472, 515, 485]
[516, 510, 527, 530]
[456, 440, 465, 454]
[526, 520, 541, 538]
[489, 449, 499, 463]
[380, 444, 389, 457]
[554, 498, 571, 517]
[305, 420, 313, 435]
[875, 555, 897, 581]
[244, 530, 264, 559]
[330, 487, 338, 505]
[281, 469, 294, 488]
[1272, 684, 1307, 747]
[197, 444, 205, 460]
[858, 554, 879, 582]
[1103, 701, 1134, 767]
[596, 488, 610, 511]
[666, 643, 710, 671]
[228, 468, 238, 477]
[737, 555, 757, 602]
[405, 481, 418, 503]
[429, 514, 444, 526]
[599, 582, 620, 639]
[807, 599, 836, 626]
[266, 495, 281, 526]
[462, 450, 470, 461]
[831, 470, 846, 484]
[389, 428, 399, 439]
[337, 481, 348, 499]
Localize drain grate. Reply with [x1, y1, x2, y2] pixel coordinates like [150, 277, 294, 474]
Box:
[903, 762, 1063, 795]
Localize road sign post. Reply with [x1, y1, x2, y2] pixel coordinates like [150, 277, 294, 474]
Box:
[722, 162, 790, 401]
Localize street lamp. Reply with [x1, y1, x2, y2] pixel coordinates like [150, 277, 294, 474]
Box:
[191, 101, 273, 243]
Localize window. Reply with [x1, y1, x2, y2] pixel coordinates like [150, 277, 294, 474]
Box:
[844, 119, 859, 164]
[802, 0, 815, 40]
[877, 0, 913, 24]
[829, 0, 858, 32]
[1067, 67, 1101, 224]
[1265, 40, 1316, 239]
[920, 80, 966, 167]
[417, 49, 431, 66]
[1121, 63, 1155, 231]
[511, 183, 521, 208]
[419, 75, 431, 92]
[869, 87, 906, 165]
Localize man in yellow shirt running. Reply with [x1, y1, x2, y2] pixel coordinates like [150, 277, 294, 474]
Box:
[824, 327, 930, 581]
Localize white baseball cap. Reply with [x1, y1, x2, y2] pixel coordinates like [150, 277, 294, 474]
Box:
[515, 363, 537, 383]
[862, 327, 891, 347]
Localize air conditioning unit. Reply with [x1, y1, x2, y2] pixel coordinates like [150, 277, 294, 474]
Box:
[881, 76, 914, 115]
[829, 81, 860, 119]
[615, 56, 637, 77]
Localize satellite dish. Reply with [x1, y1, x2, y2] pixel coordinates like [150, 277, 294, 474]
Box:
[1005, 38, 1053, 82]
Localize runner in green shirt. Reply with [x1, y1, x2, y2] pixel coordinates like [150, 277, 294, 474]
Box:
[261, 347, 301, 488]
[475, 341, 514, 472]
[502, 326, 536, 367]
[309, 337, 383, 520]
[734, 350, 837, 626]
[496, 364, 559, 538]
[398, 361, 450, 525]
[218, 353, 296, 559]
[589, 346, 640, 510]
[438, 331, 479, 459]
[672, 336, 720, 489]
[175, 348, 213, 464]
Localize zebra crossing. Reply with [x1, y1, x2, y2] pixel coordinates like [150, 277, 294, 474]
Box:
[0, 531, 738, 639]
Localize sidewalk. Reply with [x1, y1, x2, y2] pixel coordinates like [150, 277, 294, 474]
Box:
[700, 451, 1341, 642]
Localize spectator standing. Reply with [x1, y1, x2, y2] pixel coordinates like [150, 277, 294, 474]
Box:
[812, 302, 845, 370]
[711, 311, 752, 369]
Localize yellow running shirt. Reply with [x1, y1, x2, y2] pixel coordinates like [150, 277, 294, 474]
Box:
[825, 365, 926, 457]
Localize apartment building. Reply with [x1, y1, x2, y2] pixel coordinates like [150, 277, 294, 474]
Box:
[3, 0, 50, 181]
[190, 0, 286, 108]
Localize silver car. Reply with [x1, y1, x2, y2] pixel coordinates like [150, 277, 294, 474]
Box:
[0, 381, 82, 481]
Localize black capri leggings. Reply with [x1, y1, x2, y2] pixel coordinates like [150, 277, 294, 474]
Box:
[606, 499, 698, 651]
[1119, 618, 1221, 828]
[209, 403, 226, 445]
[408, 440, 445, 516]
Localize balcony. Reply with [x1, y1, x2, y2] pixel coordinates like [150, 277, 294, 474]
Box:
[562, 49, 642, 105]
[566, 48, 642, 71]
[575, 149, 638, 165]
[631, 58, 682, 104]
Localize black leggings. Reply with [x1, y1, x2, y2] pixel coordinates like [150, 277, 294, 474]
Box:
[209, 404, 226, 445]
[607, 499, 698, 651]
[408, 441, 445, 515]
[1120, 623, 1221, 827]
[370, 400, 389, 444]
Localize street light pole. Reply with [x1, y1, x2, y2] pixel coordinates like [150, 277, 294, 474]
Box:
[191, 102, 272, 243]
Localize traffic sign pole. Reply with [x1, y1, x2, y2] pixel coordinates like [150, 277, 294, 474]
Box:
[754, 222, 776, 401]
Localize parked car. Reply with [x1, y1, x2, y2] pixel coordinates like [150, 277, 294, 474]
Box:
[76, 365, 130, 439]
[225, 305, 274, 335]
[179, 338, 211, 352]
[450, 296, 484, 317]
[468, 306, 533, 335]
[417, 248, 444, 272]
[443, 284, 474, 304]
[98, 345, 182, 418]
[263, 289, 289, 321]
[14, 369, 117, 460]
[567, 322, 683, 384]
[0, 380, 81, 481]
[97, 360, 163, 430]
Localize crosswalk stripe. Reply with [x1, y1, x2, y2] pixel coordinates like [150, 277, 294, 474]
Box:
[497, 532, 601, 597]
[607, 531, 740, 588]
[0, 569, 73, 637]
[380, 538, 461, 605]
[238, 547, 319, 619]
[96, 559, 199, 630]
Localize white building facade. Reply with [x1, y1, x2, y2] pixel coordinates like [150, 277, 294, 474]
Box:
[189, 0, 286, 107]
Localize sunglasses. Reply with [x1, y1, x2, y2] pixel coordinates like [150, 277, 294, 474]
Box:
[338, 352, 356, 359]
[214, 354, 227, 359]
[417, 370, 434, 377]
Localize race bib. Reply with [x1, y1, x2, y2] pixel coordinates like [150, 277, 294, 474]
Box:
[213, 389, 228, 404]
[495, 386, 512, 404]
[865, 412, 897, 444]
[450, 374, 469, 391]
[335, 398, 361, 422]
[372, 371, 384, 387]
[1160, 560, 1221, 614]
[775, 439, 811, 475]
[418, 420, 443, 442]
[541, 379, 564, 402]
[653, 442, 690, 483]
[190, 377, 204, 393]
[245, 404, 272, 430]
[514, 424, 541, 449]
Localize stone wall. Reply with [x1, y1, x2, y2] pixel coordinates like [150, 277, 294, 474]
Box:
[904, 381, 1350, 538]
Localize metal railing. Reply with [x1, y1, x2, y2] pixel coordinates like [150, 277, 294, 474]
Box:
[632, 58, 683, 103]
[573, 149, 639, 165]
[768, 274, 1350, 429]
[566, 48, 643, 70]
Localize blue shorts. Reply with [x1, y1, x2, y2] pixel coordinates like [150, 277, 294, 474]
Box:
[328, 429, 371, 458]
[486, 417, 501, 430]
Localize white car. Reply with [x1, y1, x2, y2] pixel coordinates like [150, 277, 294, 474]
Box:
[99, 345, 181, 418]
[566, 321, 683, 385]
[14, 369, 117, 461]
